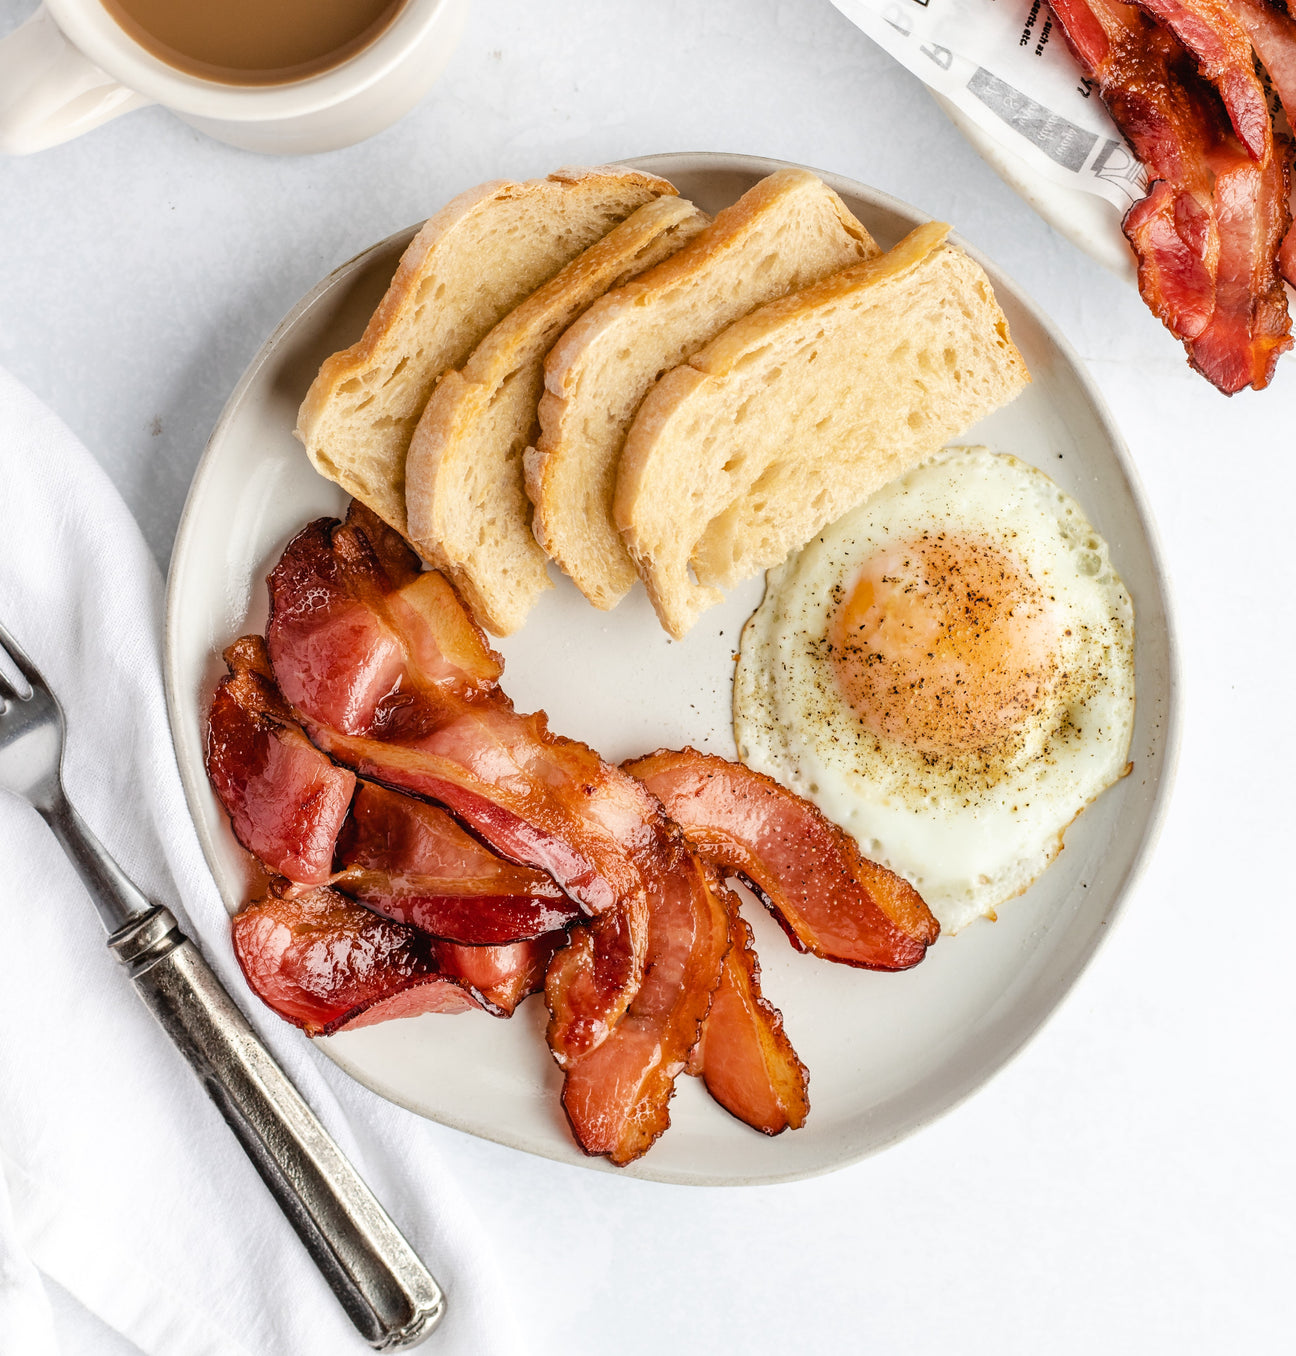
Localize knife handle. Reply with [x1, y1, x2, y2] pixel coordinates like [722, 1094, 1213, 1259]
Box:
[108, 905, 446, 1352]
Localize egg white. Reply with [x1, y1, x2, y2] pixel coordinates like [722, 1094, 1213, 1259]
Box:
[733, 446, 1135, 934]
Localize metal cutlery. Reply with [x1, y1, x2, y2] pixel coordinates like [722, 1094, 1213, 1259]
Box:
[0, 617, 446, 1351]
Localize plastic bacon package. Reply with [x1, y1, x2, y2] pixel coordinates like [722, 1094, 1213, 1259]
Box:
[833, 0, 1296, 394]
[829, 0, 1151, 217]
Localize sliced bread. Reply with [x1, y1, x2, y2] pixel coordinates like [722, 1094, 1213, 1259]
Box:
[404, 195, 710, 636]
[524, 168, 880, 610]
[614, 222, 1031, 639]
[295, 166, 678, 536]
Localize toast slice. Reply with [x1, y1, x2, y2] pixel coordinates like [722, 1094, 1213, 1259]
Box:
[615, 223, 1031, 638]
[404, 195, 710, 635]
[295, 166, 678, 536]
[524, 169, 879, 610]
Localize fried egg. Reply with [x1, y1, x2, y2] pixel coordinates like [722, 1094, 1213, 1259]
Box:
[733, 446, 1135, 934]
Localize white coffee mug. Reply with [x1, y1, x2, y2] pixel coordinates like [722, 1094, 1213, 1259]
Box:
[0, 0, 469, 155]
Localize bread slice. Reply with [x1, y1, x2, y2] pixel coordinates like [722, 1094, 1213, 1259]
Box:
[615, 222, 1031, 638]
[404, 195, 710, 636]
[295, 166, 678, 536]
[525, 168, 879, 610]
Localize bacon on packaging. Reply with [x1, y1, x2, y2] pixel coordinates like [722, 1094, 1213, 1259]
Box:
[624, 748, 938, 970]
[1224, 0, 1296, 285]
[1048, 0, 1293, 392]
[1135, 0, 1273, 159]
[1228, 0, 1296, 125]
[1187, 130, 1294, 391]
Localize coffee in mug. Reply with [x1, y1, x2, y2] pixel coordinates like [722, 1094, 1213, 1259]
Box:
[98, 0, 409, 86]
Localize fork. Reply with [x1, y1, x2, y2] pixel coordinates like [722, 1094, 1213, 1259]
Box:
[0, 618, 446, 1352]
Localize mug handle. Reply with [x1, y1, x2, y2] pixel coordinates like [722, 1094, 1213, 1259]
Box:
[0, 6, 153, 154]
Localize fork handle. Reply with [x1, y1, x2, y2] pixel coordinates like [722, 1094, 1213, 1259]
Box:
[108, 906, 446, 1352]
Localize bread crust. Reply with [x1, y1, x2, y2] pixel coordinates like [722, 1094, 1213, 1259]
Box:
[404, 195, 709, 634]
[295, 166, 678, 536]
[526, 168, 879, 610]
[615, 224, 1031, 638]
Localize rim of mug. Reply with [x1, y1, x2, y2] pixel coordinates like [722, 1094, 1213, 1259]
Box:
[41, 0, 452, 118]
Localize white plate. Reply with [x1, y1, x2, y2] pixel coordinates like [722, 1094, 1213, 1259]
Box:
[165, 151, 1180, 1186]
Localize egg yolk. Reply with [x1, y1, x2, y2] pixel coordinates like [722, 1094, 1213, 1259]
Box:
[829, 533, 1059, 757]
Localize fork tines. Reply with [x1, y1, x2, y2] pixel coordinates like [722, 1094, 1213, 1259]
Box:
[0, 619, 38, 703]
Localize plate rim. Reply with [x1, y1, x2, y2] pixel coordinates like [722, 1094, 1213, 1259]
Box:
[164, 150, 1183, 1186]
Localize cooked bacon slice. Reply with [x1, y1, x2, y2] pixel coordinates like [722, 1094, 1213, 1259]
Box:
[1050, 0, 1219, 307]
[231, 886, 558, 1034]
[334, 781, 578, 944]
[688, 897, 809, 1137]
[1118, 69, 1292, 388]
[1049, 0, 1293, 391]
[1123, 175, 1217, 342]
[1144, 0, 1296, 388]
[1225, 0, 1296, 285]
[206, 635, 355, 885]
[1229, 0, 1296, 115]
[544, 899, 649, 1066]
[438, 934, 566, 1017]
[624, 749, 938, 970]
[556, 850, 730, 1165]
[264, 506, 501, 737]
[1135, 0, 1272, 160]
[232, 886, 483, 1036]
[1190, 129, 1294, 388]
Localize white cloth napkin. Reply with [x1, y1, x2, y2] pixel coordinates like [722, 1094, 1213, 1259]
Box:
[0, 367, 522, 1356]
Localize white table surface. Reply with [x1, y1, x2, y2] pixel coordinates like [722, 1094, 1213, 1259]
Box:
[2, 1, 1292, 1353]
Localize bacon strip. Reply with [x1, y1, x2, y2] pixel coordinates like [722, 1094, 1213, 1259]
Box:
[206, 636, 355, 885]
[687, 896, 809, 1137]
[310, 707, 660, 918]
[1225, 0, 1296, 285]
[543, 899, 648, 1066]
[1049, 0, 1293, 390]
[1135, 0, 1272, 159]
[438, 933, 566, 1017]
[265, 508, 654, 1058]
[1050, 0, 1219, 320]
[301, 713, 661, 1082]
[624, 749, 938, 970]
[1228, 0, 1296, 115]
[1190, 127, 1294, 389]
[264, 505, 501, 737]
[334, 780, 579, 944]
[556, 851, 730, 1165]
[205, 633, 577, 951]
